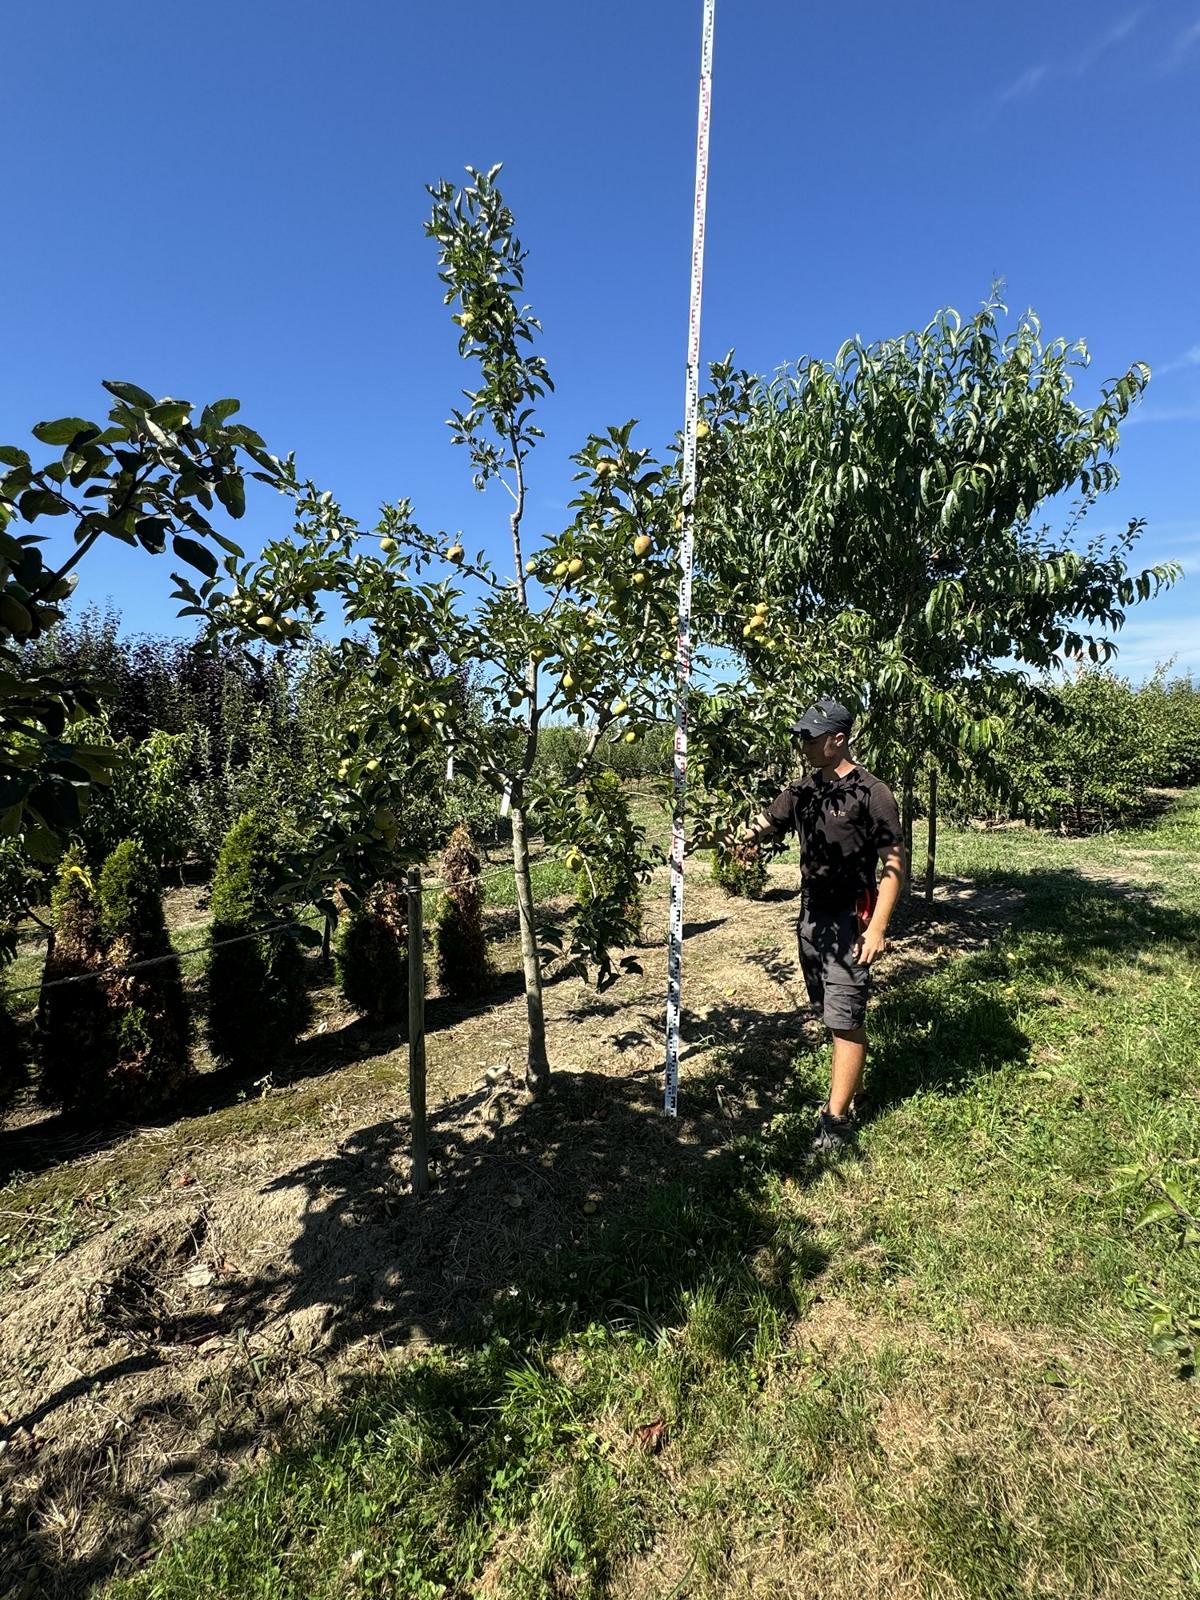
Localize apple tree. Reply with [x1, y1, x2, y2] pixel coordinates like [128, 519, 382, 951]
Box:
[191, 168, 686, 1095]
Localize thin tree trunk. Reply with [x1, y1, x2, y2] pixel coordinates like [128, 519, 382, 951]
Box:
[924, 766, 938, 903]
[36, 926, 56, 1032]
[901, 765, 916, 895]
[510, 801, 550, 1097]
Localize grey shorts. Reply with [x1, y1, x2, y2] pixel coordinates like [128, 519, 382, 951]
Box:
[797, 904, 870, 1031]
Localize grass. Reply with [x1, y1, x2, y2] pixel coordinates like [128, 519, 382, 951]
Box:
[102, 795, 1200, 1599]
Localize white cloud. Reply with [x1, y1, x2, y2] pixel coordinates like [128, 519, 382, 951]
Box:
[1072, 8, 1146, 74]
[1165, 17, 1200, 68]
[1155, 343, 1200, 377]
[1123, 405, 1200, 426]
[991, 8, 1148, 110]
[1100, 616, 1200, 677]
[995, 63, 1049, 105]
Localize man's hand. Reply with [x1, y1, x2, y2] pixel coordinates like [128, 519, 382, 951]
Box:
[855, 923, 888, 966]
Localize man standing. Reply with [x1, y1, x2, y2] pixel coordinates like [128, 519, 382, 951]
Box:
[733, 698, 905, 1157]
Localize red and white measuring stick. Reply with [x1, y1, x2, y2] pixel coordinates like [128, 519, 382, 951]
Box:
[663, 0, 716, 1118]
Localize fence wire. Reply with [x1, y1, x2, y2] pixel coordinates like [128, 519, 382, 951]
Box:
[4, 855, 551, 999]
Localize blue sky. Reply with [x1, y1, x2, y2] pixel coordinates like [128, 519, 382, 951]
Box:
[4, 0, 1198, 678]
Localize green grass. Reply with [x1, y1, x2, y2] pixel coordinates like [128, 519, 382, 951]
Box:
[104, 795, 1200, 1599]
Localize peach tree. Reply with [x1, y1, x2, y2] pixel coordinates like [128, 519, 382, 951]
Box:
[693, 298, 1179, 891]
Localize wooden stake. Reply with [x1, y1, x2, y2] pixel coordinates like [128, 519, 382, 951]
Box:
[407, 867, 428, 1195]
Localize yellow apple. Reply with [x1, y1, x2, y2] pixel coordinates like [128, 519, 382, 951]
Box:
[633, 534, 652, 558]
[754, 601, 769, 615]
[696, 419, 711, 441]
[611, 698, 629, 716]
[525, 559, 537, 575]
[567, 557, 585, 578]
[380, 537, 398, 554]
[447, 542, 465, 564]
[624, 731, 637, 745]
[554, 560, 570, 579]
[631, 570, 648, 589]
[562, 671, 577, 691]
[596, 460, 615, 477]
[748, 614, 766, 631]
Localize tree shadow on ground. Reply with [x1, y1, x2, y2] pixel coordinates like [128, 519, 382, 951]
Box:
[0, 902, 573, 1186]
[5, 863, 1198, 1596]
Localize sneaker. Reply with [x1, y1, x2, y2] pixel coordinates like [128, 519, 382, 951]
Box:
[807, 1107, 856, 1161]
[848, 1089, 871, 1124]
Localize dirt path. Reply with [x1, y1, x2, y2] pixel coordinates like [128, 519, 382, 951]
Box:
[0, 863, 1020, 1598]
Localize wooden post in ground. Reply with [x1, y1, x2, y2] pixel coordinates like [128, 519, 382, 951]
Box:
[406, 867, 428, 1195]
[924, 767, 938, 903]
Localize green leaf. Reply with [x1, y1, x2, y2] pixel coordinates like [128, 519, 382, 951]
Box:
[31, 417, 94, 446]
[172, 534, 219, 579]
[0, 446, 31, 469]
[1133, 1199, 1176, 1230]
[0, 772, 34, 808]
[18, 489, 68, 521]
[1161, 1181, 1193, 1215]
[149, 400, 192, 431]
[216, 472, 246, 519]
[102, 380, 157, 408]
[201, 398, 241, 427]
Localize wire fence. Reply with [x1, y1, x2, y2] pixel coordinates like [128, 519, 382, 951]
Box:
[4, 855, 552, 1000]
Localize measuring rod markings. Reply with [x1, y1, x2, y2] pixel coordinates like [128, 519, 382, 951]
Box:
[663, 0, 715, 1118]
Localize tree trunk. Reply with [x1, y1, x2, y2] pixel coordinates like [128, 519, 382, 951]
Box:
[510, 801, 551, 1097]
[36, 926, 56, 1031]
[924, 766, 938, 903]
[901, 765, 916, 895]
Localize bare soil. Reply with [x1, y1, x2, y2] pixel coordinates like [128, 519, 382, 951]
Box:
[0, 862, 1020, 1599]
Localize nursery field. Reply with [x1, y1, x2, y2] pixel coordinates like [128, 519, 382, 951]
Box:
[1, 794, 1197, 1599]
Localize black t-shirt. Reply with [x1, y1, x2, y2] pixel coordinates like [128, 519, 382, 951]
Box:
[766, 764, 903, 909]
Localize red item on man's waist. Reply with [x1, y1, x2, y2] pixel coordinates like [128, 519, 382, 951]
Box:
[856, 885, 878, 933]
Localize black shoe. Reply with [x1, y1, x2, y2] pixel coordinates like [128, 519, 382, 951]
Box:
[848, 1089, 871, 1124]
[807, 1108, 856, 1161]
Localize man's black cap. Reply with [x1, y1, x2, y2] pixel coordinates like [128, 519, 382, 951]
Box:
[789, 698, 853, 741]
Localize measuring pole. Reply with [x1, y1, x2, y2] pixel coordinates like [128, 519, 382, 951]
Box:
[407, 866, 429, 1195]
[663, 0, 716, 1117]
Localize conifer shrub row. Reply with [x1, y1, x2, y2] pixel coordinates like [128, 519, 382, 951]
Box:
[33, 812, 314, 1118]
[206, 813, 311, 1071]
[39, 841, 189, 1114]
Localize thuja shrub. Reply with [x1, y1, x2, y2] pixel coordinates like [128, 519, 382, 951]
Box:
[97, 839, 190, 1110]
[0, 975, 26, 1118]
[573, 771, 645, 949]
[206, 813, 311, 1073]
[436, 826, 492, 999]
[335, 879, 410, 1022]
[712, 841, 769, 900]
[38, 846, 112, 1110]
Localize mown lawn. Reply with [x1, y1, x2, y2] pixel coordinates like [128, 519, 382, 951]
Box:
[91, 795, 1200, 1597]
